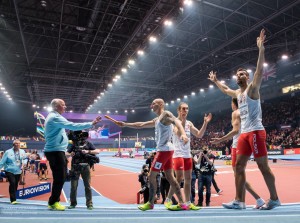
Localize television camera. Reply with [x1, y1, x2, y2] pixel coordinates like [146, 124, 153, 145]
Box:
[68, 130, 100, 166]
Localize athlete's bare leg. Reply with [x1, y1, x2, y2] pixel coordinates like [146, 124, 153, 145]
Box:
[255, 156, 278, 201]
[233, 167, 261, 200]
[183, 169, 192, 202]
[148, 171, 158, 205]
[166, 169, 183, 201]
[234, 154, 249, 202]
[164, 169, 184, 203]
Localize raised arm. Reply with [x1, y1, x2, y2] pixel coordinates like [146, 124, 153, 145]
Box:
[210, 110, 240, 144]
[190, 113, 212, 138]
[249, 29, 266, 99]
[53, 115, 100, 130]
[208, 71, 237, 98]
[116, 119, 156, 129]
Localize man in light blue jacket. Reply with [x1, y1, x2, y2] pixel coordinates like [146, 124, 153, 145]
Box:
[0, 139, 27, 204]
[44, 98, 101, 211]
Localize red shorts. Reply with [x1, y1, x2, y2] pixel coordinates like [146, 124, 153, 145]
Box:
[237, 130, 267, 158]
[231, 148, 237, 167]
[173, 157, 193, 171]
[151, 151, 174, 172]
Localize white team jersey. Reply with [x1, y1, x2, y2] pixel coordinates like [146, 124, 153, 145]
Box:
[232, 110, 241, 148]
[173, 120, 191, 158]
[155, 119, 174, 152]
[232, 129, 241, 148]
[237, 90, 264, 133]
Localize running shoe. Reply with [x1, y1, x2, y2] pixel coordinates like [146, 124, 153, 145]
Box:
[222, 200, 244, 209]
[189, 203, 201, 210]
[253, 198, 265, 209]
[48, 202, 66, 211]
[138, 202, 154, 211]
[167, 203, 189, 211]
[260, 199, 281, 210]
[164, 199, 172, 209]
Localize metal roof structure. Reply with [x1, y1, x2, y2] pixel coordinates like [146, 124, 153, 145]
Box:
[1, 0, 300, 113]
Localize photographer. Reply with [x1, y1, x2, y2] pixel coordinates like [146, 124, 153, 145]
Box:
[138, 164, 150, 203]
[195, 147, 214, 207]
[67, 131, 100, 210]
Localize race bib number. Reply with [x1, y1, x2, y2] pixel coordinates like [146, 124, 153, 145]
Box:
[153, 161, 162, 170]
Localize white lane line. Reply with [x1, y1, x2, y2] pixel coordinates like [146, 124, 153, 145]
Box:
[61, 189, 68, 203]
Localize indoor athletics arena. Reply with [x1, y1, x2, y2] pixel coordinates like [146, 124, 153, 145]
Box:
[0, 0, 300, 222]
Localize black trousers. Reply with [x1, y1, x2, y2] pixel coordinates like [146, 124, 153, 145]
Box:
[70, 164, 92, 207]
[5, 172, 21, 202]
[45, 151, 67, 205]
[212, 174, 220, 192]
[142, 188, 150, 203]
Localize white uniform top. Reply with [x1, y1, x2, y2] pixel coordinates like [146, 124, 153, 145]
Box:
[237, 90, 264, 133]
[232, 110, 241, 148]
[155, 119, 174, 152]
[173, 120, 192, 158]
[232, 129, 241, 148]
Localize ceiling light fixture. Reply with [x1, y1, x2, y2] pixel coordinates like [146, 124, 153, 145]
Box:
[137, 50, 144, 55]
[164, 20, 173, 26]
[149, 36, 157, 42]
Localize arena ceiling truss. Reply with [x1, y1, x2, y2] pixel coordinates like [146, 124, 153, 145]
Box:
[0, 0, 300, 112]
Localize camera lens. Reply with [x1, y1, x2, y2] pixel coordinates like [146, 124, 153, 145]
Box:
[203, 150, 208, 154]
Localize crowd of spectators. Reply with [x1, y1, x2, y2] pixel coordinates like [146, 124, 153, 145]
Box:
[267, 127, 300, 149]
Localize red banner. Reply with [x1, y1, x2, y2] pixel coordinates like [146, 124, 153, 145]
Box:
[284, 148, 300, 155]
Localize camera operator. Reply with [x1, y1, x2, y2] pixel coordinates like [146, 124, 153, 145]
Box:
[138, 164, 150, 203]
[195, 147, 214, 207]
[67, 131, 100, 210]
